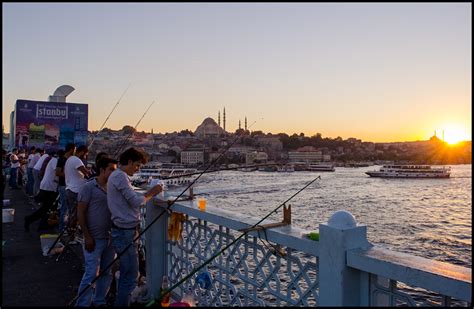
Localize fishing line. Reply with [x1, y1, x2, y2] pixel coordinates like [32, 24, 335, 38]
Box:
[147, 174, 322, 306]
[47, 97, 155, 254]
[68, 119, 260, 306]
[112, 99, 156, 159]
[89, 83, 132, 149]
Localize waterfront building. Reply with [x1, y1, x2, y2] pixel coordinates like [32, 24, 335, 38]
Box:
[288, 146, 323, 163]
[181, 150, 204, 165]
[245, 151, 268, 164]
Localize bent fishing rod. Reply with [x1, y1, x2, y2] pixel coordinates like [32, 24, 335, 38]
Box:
[112, 100, 156, 159]
[68, 120, 261, 306]
[148, 174, 322, 307]
[89, 83, 132, 149]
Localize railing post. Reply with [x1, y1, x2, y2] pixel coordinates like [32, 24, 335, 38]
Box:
[145, 200, 169, 299]
[319, 210, 371, 306]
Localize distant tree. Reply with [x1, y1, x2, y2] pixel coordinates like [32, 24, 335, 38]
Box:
[251, 130, 264, 137]
[235, 128, 245, 135]
[121, 125, 136, 135]
[179, 129, 194, 136]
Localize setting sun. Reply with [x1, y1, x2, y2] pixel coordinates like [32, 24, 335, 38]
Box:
[439, 125, 470, 145]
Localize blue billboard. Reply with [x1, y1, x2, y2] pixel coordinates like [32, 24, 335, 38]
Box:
[14, 99, 88, 151]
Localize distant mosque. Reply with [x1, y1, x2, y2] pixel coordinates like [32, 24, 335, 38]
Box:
[194, 107, 248, 138]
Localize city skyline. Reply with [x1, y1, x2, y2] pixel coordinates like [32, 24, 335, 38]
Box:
[3, 3, 471, 143]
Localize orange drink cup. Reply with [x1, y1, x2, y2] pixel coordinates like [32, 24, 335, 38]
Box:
[198, 198, 206, 211]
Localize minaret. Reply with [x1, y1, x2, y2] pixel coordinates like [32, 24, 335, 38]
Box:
[239, 119, 241, 130]
[223, 107, 226, 132]
[218, 111, 221, 127]
[245, 117, 247, 131]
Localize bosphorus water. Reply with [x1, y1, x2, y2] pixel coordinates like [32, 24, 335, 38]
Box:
[192, 164, 472, 268]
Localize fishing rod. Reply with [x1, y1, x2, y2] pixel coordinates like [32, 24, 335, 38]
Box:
[112, 100, 156, 159]
[148, 174, 322, 307]
[68, 120, 261, 306]
[48, 96, 150, 255]
[47, 87, 132, 255]
[88, 83, 132, 149]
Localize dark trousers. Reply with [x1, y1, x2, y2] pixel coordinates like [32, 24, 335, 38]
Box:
[25, 189, 59, 228]
[9, 167, 19, 189]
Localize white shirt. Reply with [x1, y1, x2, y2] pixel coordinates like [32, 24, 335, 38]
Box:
[28, 153, 40, 168]
[65, 155, 87, 193]
[40, 157, 58, 192]
[33, 154, 49, 171]
[10, 154, 20, 168]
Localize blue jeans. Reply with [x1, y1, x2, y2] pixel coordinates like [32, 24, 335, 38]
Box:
[9, 167, 19, 188]
[75, 238, 116, 307]
[58, 186, 67, 233]
[111, 228, 139, 307]
[27, 167, 34, 195]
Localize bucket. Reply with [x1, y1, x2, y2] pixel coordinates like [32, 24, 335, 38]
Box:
[2, 208, 15, 223]
[40, 234, 63, 256]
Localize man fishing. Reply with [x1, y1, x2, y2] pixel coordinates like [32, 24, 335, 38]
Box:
[107, 147, 163, 307]
[75, 157, 118, 307]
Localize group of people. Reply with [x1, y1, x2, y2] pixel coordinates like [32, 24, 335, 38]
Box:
[7, 144, 164, 307]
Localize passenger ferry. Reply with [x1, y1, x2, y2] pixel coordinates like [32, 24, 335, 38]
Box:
[366, 165, 451, 178]
[131, 162, 198, 188]
[305, 163, 335, 172]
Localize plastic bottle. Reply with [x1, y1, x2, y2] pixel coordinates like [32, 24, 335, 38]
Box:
[160, 275, 171, 307]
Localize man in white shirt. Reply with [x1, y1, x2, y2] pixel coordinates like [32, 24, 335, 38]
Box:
[26, 146, 38, 195]
[24, 150, 62, 232]
[65, 145, 92, 231]
[32, 149, 47, 196]
[9, 148, 20, 189]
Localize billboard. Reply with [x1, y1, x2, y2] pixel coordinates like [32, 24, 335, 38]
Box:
[14, 100, 88, 151]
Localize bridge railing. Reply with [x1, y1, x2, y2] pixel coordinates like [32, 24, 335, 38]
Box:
[144, 198, 471, 306]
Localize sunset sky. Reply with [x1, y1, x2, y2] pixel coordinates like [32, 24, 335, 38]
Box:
[2, 3, 471, 143]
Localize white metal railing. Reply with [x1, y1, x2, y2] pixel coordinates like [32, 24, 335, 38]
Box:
[144, 198, 472, 307]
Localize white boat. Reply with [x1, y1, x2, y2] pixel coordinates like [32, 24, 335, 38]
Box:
[306, 163, 335, 172]
[131, 162, 197, 188]
[366, 165, 451, 178]
[277, 164, 295, 172]
[240, 166, 258, 172]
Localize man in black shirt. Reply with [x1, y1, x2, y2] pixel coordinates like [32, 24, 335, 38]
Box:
[55, 143, 76, 234]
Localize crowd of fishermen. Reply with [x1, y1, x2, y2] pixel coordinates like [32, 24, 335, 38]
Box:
[2, 144, 164, 307]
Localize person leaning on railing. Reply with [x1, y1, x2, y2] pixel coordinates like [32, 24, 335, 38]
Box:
[107, 147, 163, 307]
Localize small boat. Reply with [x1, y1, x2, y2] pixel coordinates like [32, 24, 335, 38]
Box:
[240, 166, 258, 172]
[305, 163, 335, 172]
[277, 164, 295, 172]
[258, 165, 277, 172]
[366, 165, 451, 178]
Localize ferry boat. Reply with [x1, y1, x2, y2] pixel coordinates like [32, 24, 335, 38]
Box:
[276, 164, 295, 172]
[305, 163, 335, 172]
[131, 162, 198, 188]
[365, 165, 451, 178]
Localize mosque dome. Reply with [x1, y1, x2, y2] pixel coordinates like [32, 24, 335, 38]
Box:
[195, 117, 225, 138]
